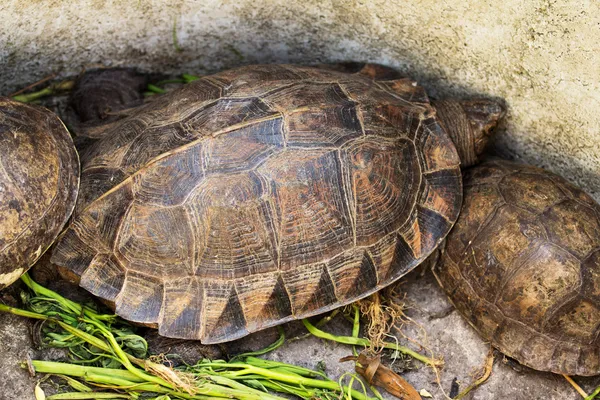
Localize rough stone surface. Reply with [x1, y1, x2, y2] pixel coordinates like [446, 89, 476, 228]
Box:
[0, 313, 36, 400]
[1, 1, 600, 399]
[0, 286, 38, 400]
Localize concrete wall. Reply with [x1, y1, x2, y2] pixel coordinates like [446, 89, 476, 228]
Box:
[1, 0, 599, 199]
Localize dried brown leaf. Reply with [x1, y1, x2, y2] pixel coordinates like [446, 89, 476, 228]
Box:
[342, 352, 422, 400]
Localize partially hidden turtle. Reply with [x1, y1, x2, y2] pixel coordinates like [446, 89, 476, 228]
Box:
[51, 64, 504, 343]
[0, 98, 79, 290]
[434, 159, 600, 376]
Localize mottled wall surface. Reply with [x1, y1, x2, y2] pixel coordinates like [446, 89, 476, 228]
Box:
[1, 0, 599, 198]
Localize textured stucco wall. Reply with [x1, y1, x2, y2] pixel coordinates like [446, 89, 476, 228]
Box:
[1, 0, 599, 199]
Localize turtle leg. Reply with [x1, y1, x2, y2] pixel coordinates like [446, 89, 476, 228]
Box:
[315, 62, 404, 80]
[432, 99, 505, 168]
[69, 68, 148, 139]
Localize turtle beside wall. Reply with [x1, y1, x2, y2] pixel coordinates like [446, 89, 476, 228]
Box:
[50, 63, 503, 344]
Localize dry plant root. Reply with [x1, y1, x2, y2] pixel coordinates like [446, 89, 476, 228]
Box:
[453, 348, 494, 399]
[143, 356, 198, 395]
[356, 288, 407, 351]
[355, 285, 443, 368]
[342, 352, 422, 400]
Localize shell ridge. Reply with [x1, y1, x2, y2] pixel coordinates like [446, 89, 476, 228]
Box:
[337, 147, 357, 246]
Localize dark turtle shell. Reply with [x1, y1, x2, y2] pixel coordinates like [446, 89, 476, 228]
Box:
[434, 159, 600, 376]
[0, 98, 79, 289]
[52, 64, 462, 343]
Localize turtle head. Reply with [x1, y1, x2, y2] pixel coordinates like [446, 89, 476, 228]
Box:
[69, 69, 148, 144]
[432, 99, 505, 168]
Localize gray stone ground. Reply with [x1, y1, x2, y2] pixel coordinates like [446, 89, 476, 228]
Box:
[0, 301, 37, 399]
[2, 263, 600, 400]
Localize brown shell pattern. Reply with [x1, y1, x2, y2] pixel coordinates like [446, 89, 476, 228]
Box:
[0, 98, 79, 289]
[52, 64, 461, 343]
[434, 159, 600, 376]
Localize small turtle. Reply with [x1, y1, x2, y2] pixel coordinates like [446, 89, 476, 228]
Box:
[51, 64, 503, 343]
[434, 159, 600, 376]
[0, 98, 79, 290]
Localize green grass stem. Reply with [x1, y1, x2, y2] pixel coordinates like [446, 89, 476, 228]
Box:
[302, 318, 442, 367]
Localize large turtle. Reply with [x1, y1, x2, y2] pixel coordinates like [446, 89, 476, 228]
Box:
[0, 98, 79, 289]
[434, 159, 600, 376]
[51, 64, 503, 343]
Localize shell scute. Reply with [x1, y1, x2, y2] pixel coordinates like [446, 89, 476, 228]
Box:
[79, 254, 126, 302]
[376, 79, 429, 105]
[132, 143, 205, 206]
[582, 250, 600, 303]
[285, 103, 363, 147]
[186, 172, 278, 280]
[234, 273, 293, 334]
[117, 203, 195, 278]
[201, 280, 247, 343]
[262, 82, 354, 111]
[160, 277, 203, 339]
[342, 137, 421, 247]
[182, 97, 278, 136]
[204, 116, 284, 173]
[542, 199, 600, 258]
[281, 263, 337, 317]
[544, 298, 600, 344]
[210, 64, 306, 97]
[497, 242, 581, 329]
[418, 118, 461, 172]
[258, 149, 354, 269]
[116, 271, 164, 324]
[326, 249, 378, 302]
[498, 172, 568, 215]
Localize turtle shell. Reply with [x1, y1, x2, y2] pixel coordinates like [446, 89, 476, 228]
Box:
[52, 64, 462, 343]
[0, 98, 79, 289]
[434, 159, 600, 376]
